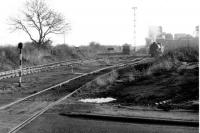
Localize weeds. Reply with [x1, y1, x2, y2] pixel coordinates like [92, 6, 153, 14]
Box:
[163, 38, 199, 62]
[96, 71, 118, 86]
[146, 59, 175, 75]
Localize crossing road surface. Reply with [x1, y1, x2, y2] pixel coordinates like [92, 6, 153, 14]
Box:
[17, 113, 198, 133]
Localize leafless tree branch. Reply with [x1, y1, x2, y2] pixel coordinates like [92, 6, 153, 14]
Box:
[9, 0, 69, 47]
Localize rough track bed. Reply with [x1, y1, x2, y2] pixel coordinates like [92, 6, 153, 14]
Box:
[0, 65, 116, 133]
[0, 61, 110, 106]
[0, 57, 143, 133]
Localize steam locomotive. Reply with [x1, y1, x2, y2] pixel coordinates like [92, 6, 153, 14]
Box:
[149, 42, 164, 57]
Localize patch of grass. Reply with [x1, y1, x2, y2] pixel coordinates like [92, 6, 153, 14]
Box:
[146, 59, 176, 76]
[163, 46, 199, 62]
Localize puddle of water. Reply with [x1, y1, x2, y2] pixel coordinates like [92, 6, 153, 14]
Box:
[79, 97, 116, 103]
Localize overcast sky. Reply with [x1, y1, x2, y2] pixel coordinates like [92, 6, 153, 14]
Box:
[0, 0, 199, 46]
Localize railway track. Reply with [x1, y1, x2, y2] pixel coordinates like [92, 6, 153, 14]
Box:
[0, 57, 146, 133]
[0, 55, 143, 81]
[0, 59, 101, 81]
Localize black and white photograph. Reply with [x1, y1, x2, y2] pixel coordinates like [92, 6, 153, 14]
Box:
[0, 0, 199, 132]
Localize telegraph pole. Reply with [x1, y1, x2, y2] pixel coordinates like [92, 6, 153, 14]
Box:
[132, 7, 137, 52]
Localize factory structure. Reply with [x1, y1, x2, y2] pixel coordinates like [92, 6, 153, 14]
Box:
[146, 25, 199, 48]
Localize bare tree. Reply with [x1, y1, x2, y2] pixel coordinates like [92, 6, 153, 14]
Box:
[10, 0, 68, 47]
